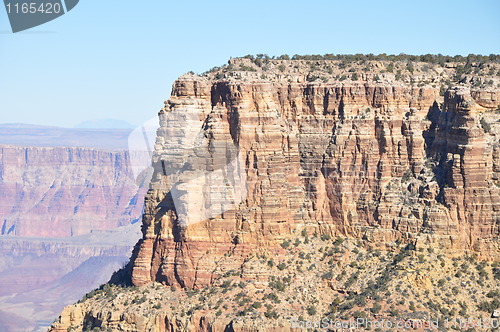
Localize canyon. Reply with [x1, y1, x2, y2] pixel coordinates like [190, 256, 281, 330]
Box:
[0, 224, 140, 331]
[50, 57, 500, 331]
[0, 127, 147, 331]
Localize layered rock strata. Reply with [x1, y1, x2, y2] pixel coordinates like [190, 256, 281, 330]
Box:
[130, 76, 499, 289]
[0, 146, 145, 237]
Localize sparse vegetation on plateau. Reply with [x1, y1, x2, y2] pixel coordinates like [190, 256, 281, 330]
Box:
[200, 53, 500, 90]
[69, 234, 500, 331]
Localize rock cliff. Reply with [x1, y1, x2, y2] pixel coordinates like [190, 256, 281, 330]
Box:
[50, 57, 500, 331]
[131, 75, 499, 289]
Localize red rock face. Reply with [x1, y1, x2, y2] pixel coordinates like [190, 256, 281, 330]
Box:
[130, 77, 500, 287]
[0, 146, 145, 237]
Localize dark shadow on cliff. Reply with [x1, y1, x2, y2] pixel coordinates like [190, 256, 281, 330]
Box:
[422, 100, 455, 204]
[423, 101, 441, 157]
[109, 245, 139, 286]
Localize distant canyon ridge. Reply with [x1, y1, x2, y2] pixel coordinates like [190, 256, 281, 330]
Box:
[0, 145, 143, 237]
[0, 125, 147, 332]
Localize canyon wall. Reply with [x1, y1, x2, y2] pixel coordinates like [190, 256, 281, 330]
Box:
[0, 145, 145, 237]
[129, 75, 500, 289]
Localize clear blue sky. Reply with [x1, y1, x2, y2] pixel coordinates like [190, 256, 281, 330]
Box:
[1, 0, 499, 127]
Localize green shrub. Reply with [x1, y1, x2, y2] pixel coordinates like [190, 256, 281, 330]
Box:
[371, 303, 382, 313]
[277, 263, 287, 271]
[265, 292, 280, 303]
[306, 74, 320, 82]
[486, 290, 500, 298]
[480, 118, 491, 133]
[264, 308, 279, 319]
[269, 279, 286, 292]
[306, 305, 317, 315]
[252, 301, 262, 309]
[402, 170, 412, 182]
[477, 299, 500, 313]
[320, 233, 331, 241]
[239, 65, 256, 72]
[281, 240, 291, 249]
[333, 237, 344, 246]
[221, 280, 232, 289]
[493, 263, 500, 280]
[395, 70, 402, 80]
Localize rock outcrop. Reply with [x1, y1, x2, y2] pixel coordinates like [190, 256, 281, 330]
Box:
[50, 57, 500, 332]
